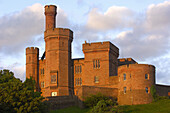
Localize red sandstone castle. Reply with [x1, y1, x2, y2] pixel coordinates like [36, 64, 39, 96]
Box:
[26, 5, 170, 105]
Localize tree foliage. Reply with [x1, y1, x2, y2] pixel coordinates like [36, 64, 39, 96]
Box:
[84, 93, 117, 108]
[0, 69, 47, 113]
[88, 99, 114, 113]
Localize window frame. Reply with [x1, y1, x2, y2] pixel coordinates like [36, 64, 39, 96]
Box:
[145, 87, 149, 93]
[123, 74, 126, 81]
[124, 87, 126, 94]
[51, 75, 57, 84]
[145, 74, 149, 80]
[94, 76, 99, 83]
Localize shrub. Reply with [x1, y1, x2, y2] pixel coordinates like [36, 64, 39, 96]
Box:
[84, 93, 112, 108]
[88, 99, 113, 113]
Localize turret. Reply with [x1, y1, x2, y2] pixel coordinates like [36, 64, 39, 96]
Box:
[43, 5, 73, 97]
[26, 47, 39, 91]
[44, 5, 57, 30]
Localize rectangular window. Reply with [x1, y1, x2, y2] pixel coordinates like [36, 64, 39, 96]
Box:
[51, 75, 56, 84]
[93, 60, 100, 69]
[41, 81, 44, 88]
[96, 60, 98, 68]
[78, 78, 80, 85]
[93, 60, 96, 69]
[41, 69, 42, 75]
[124, 74, 126, 81]
[98, 60, 100, 68]
[80, 78, 82, 86]
[80, 65, 82, 73]
[75, 78, 77, 86]
[42, 68, 44, 75]
[51, 92, 57, 96]
[75, 66, 77, 74]
[94, 76, 99, 83]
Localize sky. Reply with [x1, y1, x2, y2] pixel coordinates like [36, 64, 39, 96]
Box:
[0, 0, 170, 85]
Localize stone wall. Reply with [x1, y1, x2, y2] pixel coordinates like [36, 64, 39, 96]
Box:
[118, 64, 155, 105]
[156, 84, 170, 96]
[76, 85, 118, 100]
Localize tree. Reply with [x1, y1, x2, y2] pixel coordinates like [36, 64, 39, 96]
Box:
[0, 69, 47, 113]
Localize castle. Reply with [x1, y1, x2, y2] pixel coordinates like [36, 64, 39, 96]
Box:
[26, 5, 170, 105]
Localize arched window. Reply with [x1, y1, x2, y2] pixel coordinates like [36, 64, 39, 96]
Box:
[123, 74, 126, 81]
[124, 87, 126, 94]
[145, 87, 149, 93]
[145, 74, 149, 79]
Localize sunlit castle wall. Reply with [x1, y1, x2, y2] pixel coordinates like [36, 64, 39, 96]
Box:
[118, 64, 155, 105]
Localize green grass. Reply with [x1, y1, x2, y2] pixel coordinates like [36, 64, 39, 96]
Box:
[119, 99, 170, 113]
[50, 99, 170, 113]
[50, 106, 89, 113]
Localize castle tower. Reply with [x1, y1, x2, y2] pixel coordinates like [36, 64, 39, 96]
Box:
[82, 42, 119, 86]
[44, 5, 57, 30]
[44, 5, 73, 97]
[26, 47, 39, 91]
[118, 64, 155, 105]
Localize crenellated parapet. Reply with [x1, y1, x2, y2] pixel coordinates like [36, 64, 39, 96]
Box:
[44, 28, 73, 41]
[83, 41, 119, 57]
[26, 47, 39, 55]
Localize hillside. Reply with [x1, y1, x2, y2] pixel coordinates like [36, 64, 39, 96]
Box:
[50, 99, 170, 113]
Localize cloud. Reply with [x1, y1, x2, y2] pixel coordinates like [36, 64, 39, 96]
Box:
[0, 3, 70, 81]
[75, 1, 170, 61]
[0, 3, 44, 56]
[148, 56, 170, 85]
[86, 6, 134, 31]
[112, 1, 170, 61]
[0, 3, 70, 56]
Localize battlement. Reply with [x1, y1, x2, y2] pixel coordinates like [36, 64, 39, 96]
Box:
[83, 41, 119, 53]
[118, 58, 137, 66]
[44, 5, 57, 15]
[118, 63, 155, 70]
[26, 47, 39, 54]
[44, 28, 73, 39]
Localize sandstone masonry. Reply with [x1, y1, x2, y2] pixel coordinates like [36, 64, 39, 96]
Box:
[26, 5, 170, 105]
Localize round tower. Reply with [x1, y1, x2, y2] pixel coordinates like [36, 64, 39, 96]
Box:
[44, 5, 57, 30]
[118, 64, 155, 105]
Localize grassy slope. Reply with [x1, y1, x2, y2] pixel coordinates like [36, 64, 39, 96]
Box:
[50, 99, 170, 113]
[119, 99, 170, 113]
[50, 106, 89, 113]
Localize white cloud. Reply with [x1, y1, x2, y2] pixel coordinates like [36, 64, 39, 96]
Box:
[113, 1, 170, 61]
[0, 3, 44, 56]
[86, 6, 133, 31]
[0, 3, 70, 81]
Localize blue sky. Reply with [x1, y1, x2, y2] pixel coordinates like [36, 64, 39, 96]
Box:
[0, 0, 170, 85]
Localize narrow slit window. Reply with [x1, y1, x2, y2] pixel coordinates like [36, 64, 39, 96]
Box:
[124, 74, 126, 81]
[124, 87, 126, 94]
